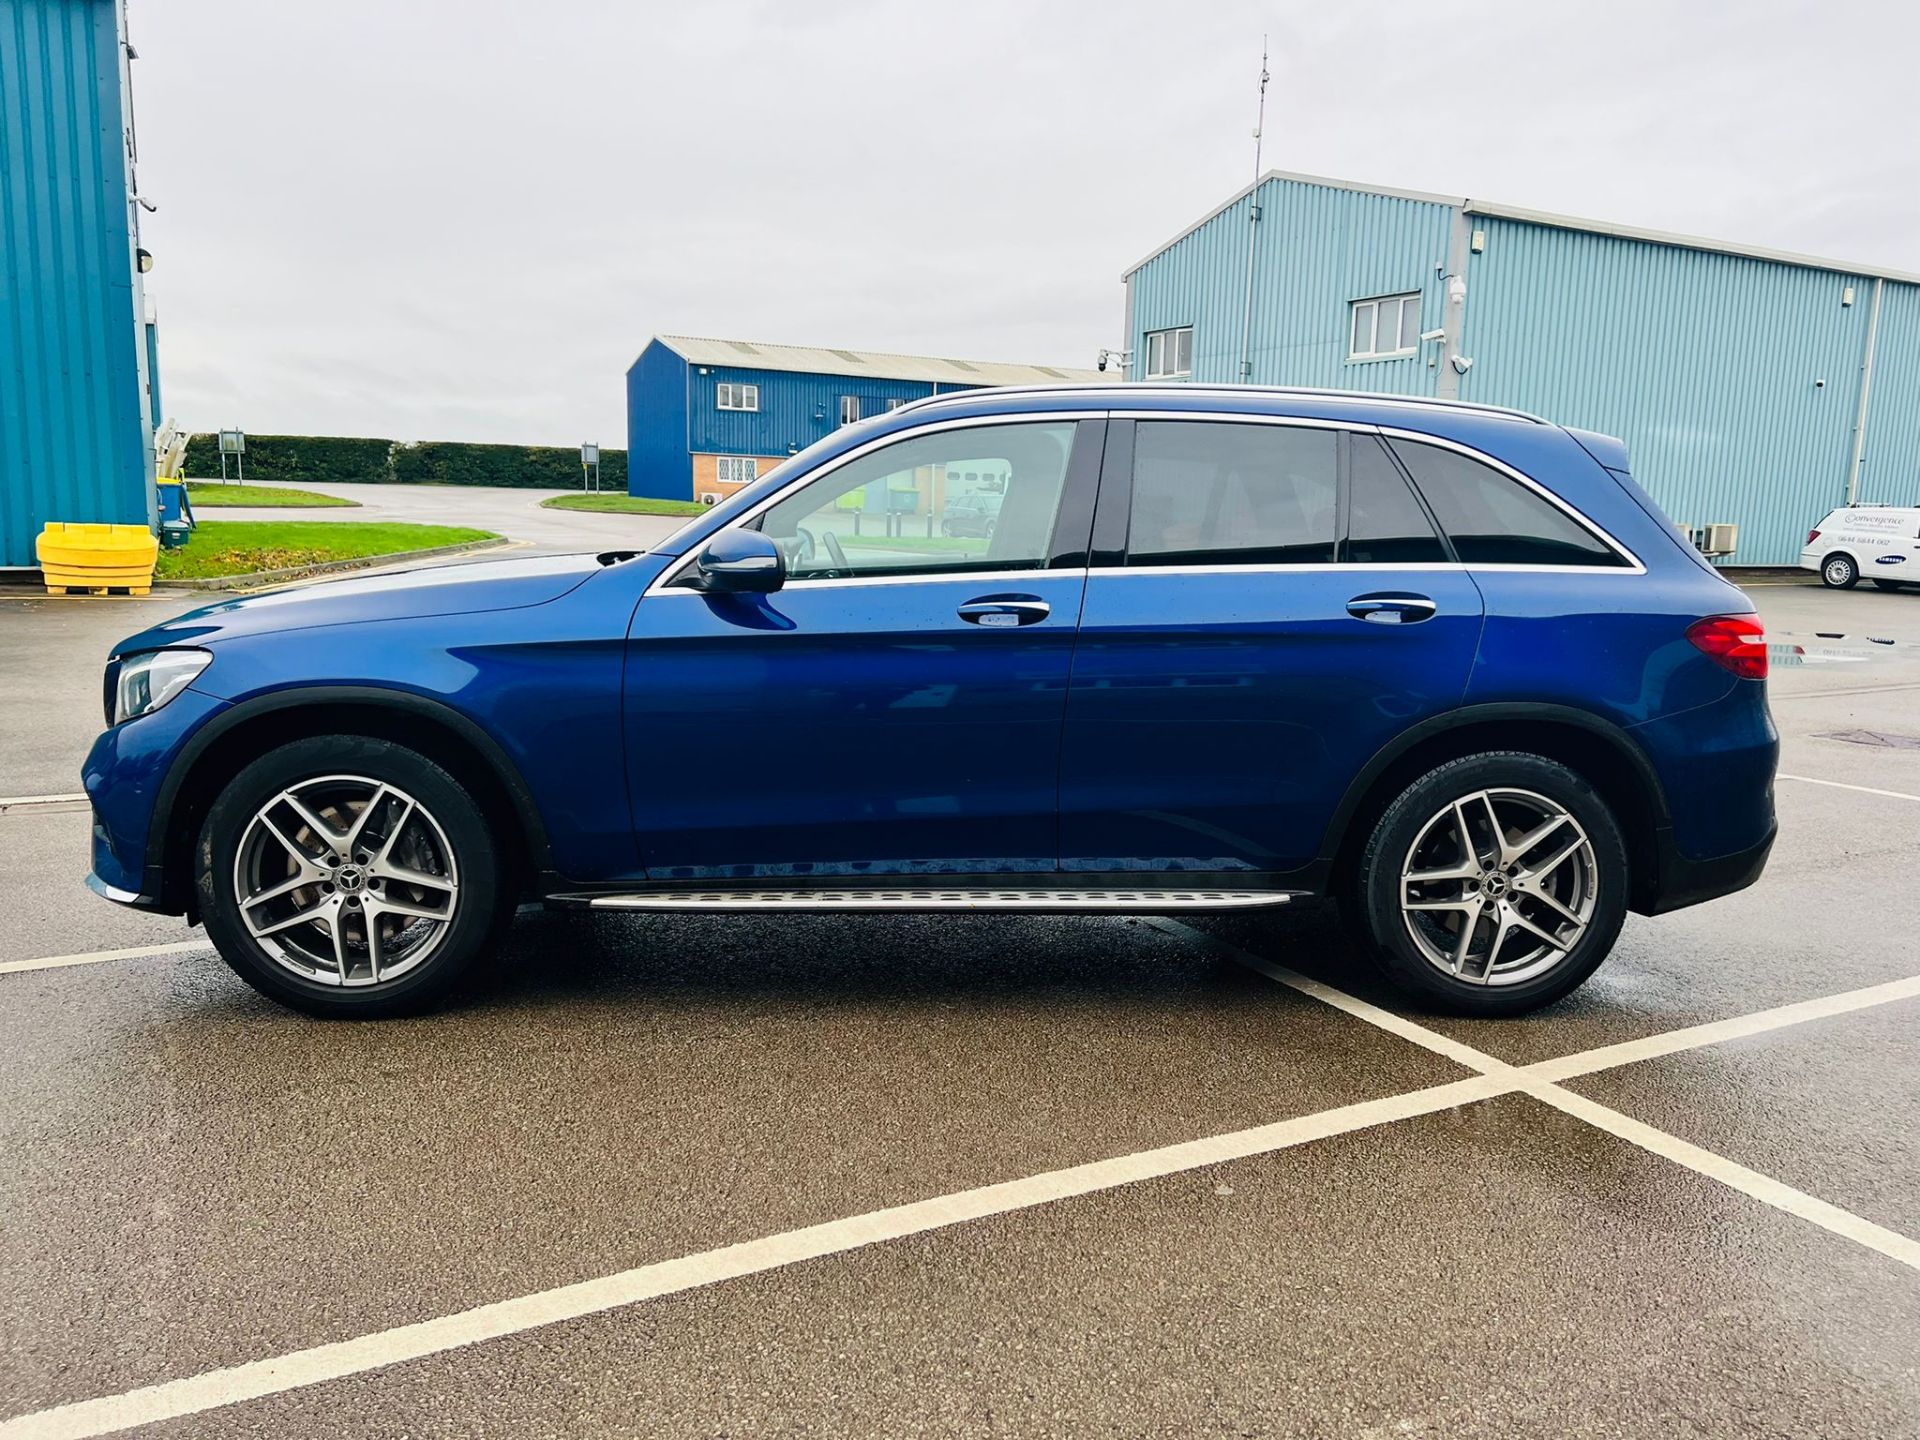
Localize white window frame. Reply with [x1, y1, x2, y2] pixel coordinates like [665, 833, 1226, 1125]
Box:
[716, 456, 757, 485]
[839, 395, 861, 426]
[1348, 293, 1420, 361]
[716, 382, 760, 411]
[1143, 326, 1193, 380]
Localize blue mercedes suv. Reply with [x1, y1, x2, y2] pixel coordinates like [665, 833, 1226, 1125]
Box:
[84, 386, 1777, 1018]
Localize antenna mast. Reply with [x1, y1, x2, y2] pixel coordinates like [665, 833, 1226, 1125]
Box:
[1237, 37, 1270, 382]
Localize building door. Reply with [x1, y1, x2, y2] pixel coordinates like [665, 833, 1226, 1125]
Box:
[624, 417, 1103, 879]
[1057, 419, 1485, 876]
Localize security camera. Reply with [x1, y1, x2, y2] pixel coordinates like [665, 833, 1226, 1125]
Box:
[1450, 355, 1474, 375]
[1419, 328, 1445, 343]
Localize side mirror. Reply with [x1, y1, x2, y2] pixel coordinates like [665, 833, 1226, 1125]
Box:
[692, 529, 785, 594]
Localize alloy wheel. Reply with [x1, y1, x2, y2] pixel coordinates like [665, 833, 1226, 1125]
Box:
[232, 774, 460, 988]
[1398, 787, 1597, 986]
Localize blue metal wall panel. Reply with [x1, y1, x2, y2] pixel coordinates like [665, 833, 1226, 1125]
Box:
[1857, 280, 1920, 508]
[685, 365, 943, 458]
[0, 0, 152, 568]
[1458, 217, 1881, 565]
[626, 340, 692, 500]
[1128, 176, 1453, 394]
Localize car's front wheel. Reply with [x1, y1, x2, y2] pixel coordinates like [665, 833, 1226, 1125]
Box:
[196, 736, 506, 1017]
[1822, 553, 1860, 588]
[1350, 752, 1628, 1016]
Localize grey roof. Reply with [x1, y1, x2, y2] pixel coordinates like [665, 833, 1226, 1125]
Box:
[1121, 169, 1920, 286]
[654, 335, 1105, 387]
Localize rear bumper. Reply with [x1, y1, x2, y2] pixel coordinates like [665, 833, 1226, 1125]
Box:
[1641, 818, 1777, 916]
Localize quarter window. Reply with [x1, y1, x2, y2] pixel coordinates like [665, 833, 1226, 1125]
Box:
[716, 382, 759, 411]
[1349, 294, 1420, 360]
[716, 456, 757, 485]
[756, 422, 1077, 580]
[1144, 326, 1194, 379]
[1126, 421, 1337, 567]
[1345, 436, 1448, 564]
[1390, 439, 1627, 567]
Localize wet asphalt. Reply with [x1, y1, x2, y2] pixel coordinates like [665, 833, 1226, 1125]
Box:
[1, 568, 1917, 1437]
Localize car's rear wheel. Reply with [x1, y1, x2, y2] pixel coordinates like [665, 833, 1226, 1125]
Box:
[1350, 752, 1628, 1016]
[1822, 553, 1860, 588]
[196, 736, 506, 1017]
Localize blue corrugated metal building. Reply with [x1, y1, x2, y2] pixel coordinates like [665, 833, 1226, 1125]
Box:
[626, 336, 1101, 503]
[1124, 171, 1920, 565]
[0, 0, 157, 571]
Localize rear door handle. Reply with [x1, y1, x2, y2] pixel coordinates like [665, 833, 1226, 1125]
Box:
[958, 595, 1051, 628]
[1347, 593, 1438, 625]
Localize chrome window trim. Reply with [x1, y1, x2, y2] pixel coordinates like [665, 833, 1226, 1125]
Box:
[646, 411, 1093, 597]
[647, 566, 1090, 596]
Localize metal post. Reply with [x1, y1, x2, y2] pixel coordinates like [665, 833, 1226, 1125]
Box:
[1237, 38, 1270, 384]
[1846, 277, 1884, 505]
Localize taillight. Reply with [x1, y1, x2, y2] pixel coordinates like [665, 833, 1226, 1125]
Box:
[1687, 614, 1768, 680]
[1807, 528, 1821, 546]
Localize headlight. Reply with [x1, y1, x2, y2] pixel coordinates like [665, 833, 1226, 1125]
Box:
[113, 649, 211, 724]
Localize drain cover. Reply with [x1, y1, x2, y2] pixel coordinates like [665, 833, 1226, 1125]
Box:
[1818, 729, 1920, 750]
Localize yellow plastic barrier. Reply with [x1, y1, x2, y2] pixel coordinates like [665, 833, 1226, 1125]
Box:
[36, 522, 159, 596]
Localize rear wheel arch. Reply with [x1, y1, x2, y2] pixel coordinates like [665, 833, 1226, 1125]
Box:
[154, 688, 550, 914]
[1323, 706, 1668, 914]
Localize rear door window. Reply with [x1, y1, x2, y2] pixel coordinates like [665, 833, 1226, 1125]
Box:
[1126, 421, 1337, 566]
[1345, 435, 1448, 564]
[1390, 439, 1626, 567]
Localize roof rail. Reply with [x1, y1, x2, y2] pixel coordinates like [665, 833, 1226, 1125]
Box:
[887, 383, 1549, 425]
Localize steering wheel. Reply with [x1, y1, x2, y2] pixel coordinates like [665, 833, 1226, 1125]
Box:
[791, 526, 819, 564]
[821, 529, 849, 575]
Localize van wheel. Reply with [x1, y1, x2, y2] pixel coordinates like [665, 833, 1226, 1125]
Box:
[1822, 553, 1860, 588]
[1350, 752, 1628, 1016]
[1871, 579, 1907, 592]
[196, 736, 506, 1018]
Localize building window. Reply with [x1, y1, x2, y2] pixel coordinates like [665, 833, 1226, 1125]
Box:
[1349, 293, 1420, 360]
[717, 382, 759, 411]
[1143, 326, 1193, 379]
[716, 456, 758, 485]
[885, 398, 907, 411]
[839, 395, 861, 426]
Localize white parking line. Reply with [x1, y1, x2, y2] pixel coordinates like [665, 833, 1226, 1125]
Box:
[1777, 773, 1920, 804]
[1154, 920, 1920, 1275]
[0, 1072, 1511, 1440]
[0, 792, 88, 810]
[0, 940, 209, 975]
[8, 925, 1920, 1436]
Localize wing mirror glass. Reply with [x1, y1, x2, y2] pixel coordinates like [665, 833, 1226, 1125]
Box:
[692, 529, 785, 593]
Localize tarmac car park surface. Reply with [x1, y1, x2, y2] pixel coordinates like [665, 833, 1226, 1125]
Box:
[2, 567, 1918, 1438]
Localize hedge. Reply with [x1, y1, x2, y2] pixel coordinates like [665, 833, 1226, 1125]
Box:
[181, 433, 394, 485]
[182, 433, 628, 491]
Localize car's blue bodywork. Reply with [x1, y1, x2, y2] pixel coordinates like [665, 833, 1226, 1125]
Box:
[85, 387, 1777, 918]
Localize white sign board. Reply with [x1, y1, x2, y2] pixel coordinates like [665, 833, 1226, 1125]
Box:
[218, 429, 246, 455]
[581, 443, 600, 466]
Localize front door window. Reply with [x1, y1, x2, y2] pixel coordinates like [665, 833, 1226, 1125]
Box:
[755, 422, 1077, 579]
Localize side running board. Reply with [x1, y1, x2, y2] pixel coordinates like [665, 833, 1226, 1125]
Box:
[547, 888, 1298, 913]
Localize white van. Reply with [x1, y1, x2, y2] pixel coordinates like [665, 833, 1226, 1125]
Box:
[1800, 506, 1920, 589]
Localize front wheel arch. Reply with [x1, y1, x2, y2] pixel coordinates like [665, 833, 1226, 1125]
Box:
[155, 690, 548, 916]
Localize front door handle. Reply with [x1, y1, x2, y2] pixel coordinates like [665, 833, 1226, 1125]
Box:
[958, 595, 1051, 628]
[1347, 593, 1438, 625]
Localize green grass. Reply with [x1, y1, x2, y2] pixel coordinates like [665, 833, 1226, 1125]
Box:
[183, 482, 357, 508]
[540, 493, 708, 517]
[156, 521, 498, 580]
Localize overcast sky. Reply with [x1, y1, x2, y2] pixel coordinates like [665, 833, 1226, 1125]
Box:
[134, 0, 1920, 447]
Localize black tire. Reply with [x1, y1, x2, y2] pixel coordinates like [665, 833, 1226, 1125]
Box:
[1348, 751, 1629, 1017]
[196, 735, 506, 1018]
[1821, 552, 1860, 589]
[1871, 578, 1907, 592]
